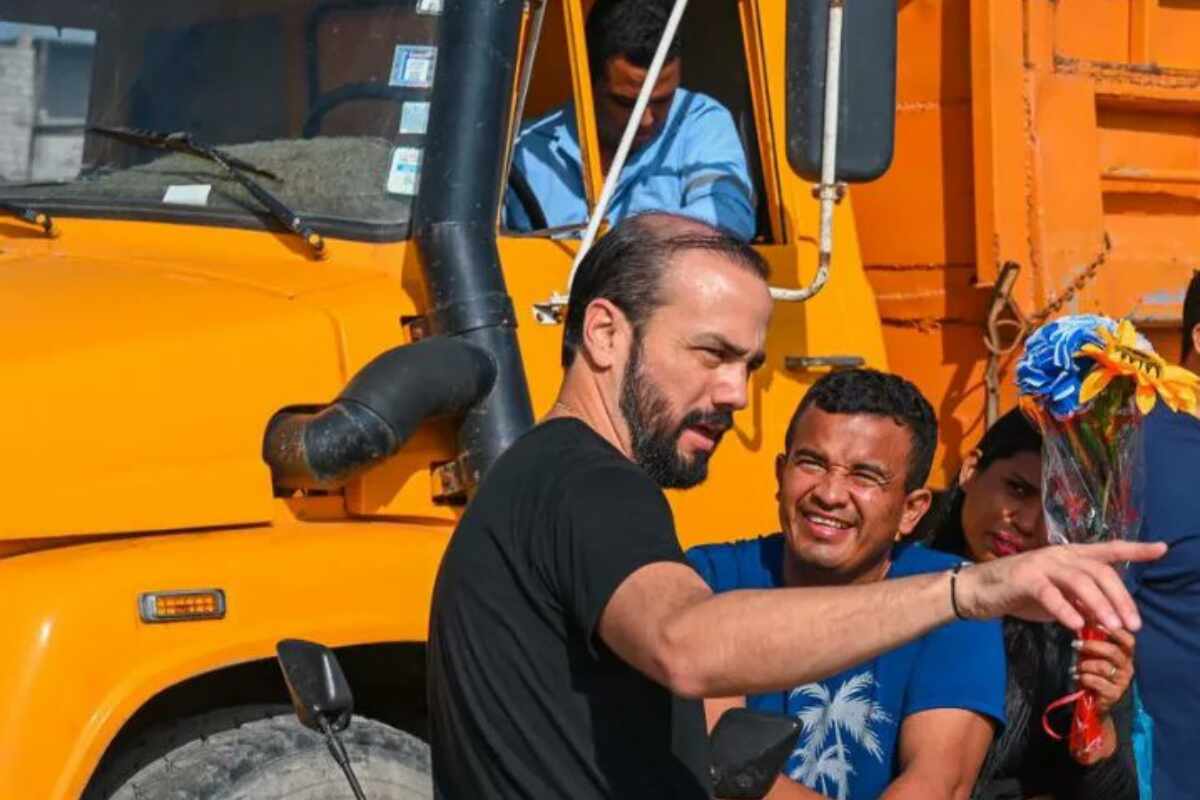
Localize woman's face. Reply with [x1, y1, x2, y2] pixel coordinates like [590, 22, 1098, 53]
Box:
[958, 450, 1046, 562]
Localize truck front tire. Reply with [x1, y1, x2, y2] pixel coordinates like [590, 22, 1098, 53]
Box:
[94, 707, 431, 799]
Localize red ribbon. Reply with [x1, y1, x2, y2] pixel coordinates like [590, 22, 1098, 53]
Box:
[1041, 624, 1108, 761]
[1041, 690, 1085, 740]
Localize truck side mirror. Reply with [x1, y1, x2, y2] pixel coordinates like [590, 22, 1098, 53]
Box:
[276, 638, 354, 733]
[786, 0, 898, 182]
[709, 708, 802, 799]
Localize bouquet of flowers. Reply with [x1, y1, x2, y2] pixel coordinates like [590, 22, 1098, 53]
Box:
[1016, 314, 1199, 759]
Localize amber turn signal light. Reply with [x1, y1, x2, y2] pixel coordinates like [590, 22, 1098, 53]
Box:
[138, 589, 226, 623]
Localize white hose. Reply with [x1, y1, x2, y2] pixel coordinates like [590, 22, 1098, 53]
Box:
[564, 0, 691, 293]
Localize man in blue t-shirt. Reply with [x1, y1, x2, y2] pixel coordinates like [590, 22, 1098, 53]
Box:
[688, 370, 1006, 800]
[503, 0, 756, 240]
[1128, 271, 1200, 800]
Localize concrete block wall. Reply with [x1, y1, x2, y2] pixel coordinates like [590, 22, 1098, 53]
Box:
[0, 35, 36, 181]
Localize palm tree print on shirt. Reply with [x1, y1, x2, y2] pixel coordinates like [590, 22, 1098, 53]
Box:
[786, 671, 893, 799]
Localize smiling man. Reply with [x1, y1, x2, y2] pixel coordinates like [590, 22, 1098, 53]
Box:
[689, 370, 1006, 800]
[427, 214, 1162, 800]
[502, 0, 756, 239]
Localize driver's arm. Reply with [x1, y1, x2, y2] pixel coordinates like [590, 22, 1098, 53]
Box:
[677, 96, 756, 241]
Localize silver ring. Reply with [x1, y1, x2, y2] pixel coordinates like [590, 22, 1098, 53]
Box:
[1109, 664, 1117, 679]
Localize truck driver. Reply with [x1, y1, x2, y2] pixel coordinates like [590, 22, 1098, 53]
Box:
[503, 0, 757, 240]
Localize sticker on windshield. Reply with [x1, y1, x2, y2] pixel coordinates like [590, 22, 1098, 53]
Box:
[416, 0, 443, 14]
[387, 146, 423, 195]
[162, 184, 212, 206]
[399, 101, 431, 135]
[390, 45, 437, 88]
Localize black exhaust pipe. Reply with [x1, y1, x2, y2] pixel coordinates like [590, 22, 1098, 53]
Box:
[411, 0, 534, 482]
[264, 337, 495, 490]
[264, 0, 532, 491]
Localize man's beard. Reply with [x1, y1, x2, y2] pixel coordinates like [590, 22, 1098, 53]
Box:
[618, 340, 732, 489]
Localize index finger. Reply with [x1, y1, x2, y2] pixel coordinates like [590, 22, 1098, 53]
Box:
[1078, 556, 1143, 631]
[1080, 540, 1167, 563]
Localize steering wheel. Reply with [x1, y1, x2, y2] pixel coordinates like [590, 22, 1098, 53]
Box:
[507, 166, 549, 231]
[303, 82, 409, 139]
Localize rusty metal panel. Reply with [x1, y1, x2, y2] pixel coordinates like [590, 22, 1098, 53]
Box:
[1054, 0, 1133, 63]
[1029, 74, 1107, 301]
[852, 0, 974, 269]
[857, 0, 1200, 482]
[969, 0, 1029, 286]
[1153, 2, 1200, 70]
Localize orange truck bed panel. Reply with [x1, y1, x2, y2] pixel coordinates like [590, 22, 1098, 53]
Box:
[854, 0, 1200, 483]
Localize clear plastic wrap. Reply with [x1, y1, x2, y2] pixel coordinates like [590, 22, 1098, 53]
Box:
[1015, 314, 1192, 759]
[1035, 379, 1145, 549]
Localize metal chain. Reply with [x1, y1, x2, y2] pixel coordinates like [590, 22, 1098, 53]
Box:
[983, 262, 1025, 425]
[1025, 233, 1112, 330]
[979, 235, 1111, 424]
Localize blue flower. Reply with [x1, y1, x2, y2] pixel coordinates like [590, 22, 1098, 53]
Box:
[1017, 315, 1117, 418]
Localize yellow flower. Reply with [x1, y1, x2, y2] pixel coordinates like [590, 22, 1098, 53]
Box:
[1078, 319, 1200, 415]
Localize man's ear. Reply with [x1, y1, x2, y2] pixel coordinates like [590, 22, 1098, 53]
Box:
[897, 487, 933, 538]
[1190, 323, 1200, 367]
[958, 449, 982, 487]
[774, 452, 786, 499]
[580, 298, 630, 371]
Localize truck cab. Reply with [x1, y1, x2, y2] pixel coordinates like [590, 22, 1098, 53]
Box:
[0, 1, 888, 796]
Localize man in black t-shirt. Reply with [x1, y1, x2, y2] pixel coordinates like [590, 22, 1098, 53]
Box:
[427, 212, 1163, 799]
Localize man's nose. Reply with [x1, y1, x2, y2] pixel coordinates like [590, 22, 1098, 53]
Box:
[638, 106, 656, 131]
[711, 364, 750, 411]
[811, 470, 851, 508]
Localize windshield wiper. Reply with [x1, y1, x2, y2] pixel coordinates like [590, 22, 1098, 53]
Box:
[0, 201, 56, 237]
[88, 126, 326, 258]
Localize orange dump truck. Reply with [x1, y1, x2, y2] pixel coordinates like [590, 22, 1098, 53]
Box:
[0, 0, 1196, 797]
[861, 0, 1200, 481]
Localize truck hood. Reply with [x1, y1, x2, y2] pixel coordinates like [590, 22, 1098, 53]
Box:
[0, 252, 355, 540]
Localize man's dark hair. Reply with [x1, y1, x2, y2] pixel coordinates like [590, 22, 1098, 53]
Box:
[1182, 270, 1200, 364]
[562, 213, 769, 368]
[784, 368, 938, 493]
[586, 0, 682, 83]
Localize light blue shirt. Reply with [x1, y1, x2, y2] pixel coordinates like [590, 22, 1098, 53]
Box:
[504, 89, 757, 240]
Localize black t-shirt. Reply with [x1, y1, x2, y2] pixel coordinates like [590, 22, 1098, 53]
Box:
[427, 418, 709, 799]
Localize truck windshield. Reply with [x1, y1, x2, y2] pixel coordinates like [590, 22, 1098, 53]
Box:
[0, 0, 444, 240]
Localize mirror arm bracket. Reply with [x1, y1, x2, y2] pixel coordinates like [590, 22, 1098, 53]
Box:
[773, 0, 846, 304]
[316, 715, 369, 800]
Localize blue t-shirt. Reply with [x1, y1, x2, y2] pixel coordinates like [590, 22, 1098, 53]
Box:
[503, 88, 756, 240]
[1128, 405, 1200, 800]
[687, 537, 1006, 800]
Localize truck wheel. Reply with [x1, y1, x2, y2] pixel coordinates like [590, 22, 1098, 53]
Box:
[93, 706, 431, 799]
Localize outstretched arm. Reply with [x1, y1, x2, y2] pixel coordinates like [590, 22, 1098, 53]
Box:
[879, 709, 995, 800]
[597, 540, 1164, 699]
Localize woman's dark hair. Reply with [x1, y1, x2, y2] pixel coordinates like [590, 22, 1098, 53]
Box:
[926, 407, 1043, 558]
[1182, 269, 1200, 363]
